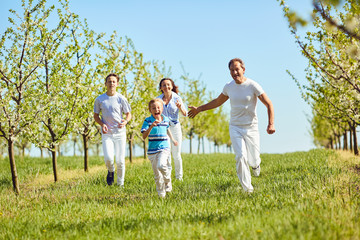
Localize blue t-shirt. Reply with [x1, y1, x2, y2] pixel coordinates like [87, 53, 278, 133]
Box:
[141, 115, 170, 154]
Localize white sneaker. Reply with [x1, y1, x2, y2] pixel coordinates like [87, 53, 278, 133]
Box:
[252, 165, 261, 177]
[165, 182, 172, 193]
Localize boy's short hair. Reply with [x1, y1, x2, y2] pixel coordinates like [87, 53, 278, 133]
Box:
[148, 98, 164, 111]
[105, 73, 119, 83]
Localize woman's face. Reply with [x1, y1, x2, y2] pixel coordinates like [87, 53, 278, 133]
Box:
[160, 80, 173, 93]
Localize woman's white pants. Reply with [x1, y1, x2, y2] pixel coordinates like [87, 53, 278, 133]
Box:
[229, 124, 261, 192]
[167, 123, 183, 180]
[148, 149, 171, 197]
[102, 127, 126, 186]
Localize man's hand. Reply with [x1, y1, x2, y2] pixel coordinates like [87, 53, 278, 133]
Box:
[188, 106, 200, 118]
[267, 124, 275, 134]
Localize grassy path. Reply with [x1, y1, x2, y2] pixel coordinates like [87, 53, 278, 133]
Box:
[0, 150, 359, 239]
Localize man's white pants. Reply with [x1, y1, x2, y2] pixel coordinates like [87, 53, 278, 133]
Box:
[148, 149, 171, 197]
[229, 124, 261, 192]
[167, 123, 183, 180]
[102, 127, 126, 186]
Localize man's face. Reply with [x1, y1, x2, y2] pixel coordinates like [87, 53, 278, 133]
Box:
[230, 61, 245, 83]
[105, 76, 118, 90]
[150, 101, 163, 117]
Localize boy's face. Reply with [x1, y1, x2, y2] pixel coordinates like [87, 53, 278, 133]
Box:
[105, 76, 118, 91]
[150, 101, 163, 117]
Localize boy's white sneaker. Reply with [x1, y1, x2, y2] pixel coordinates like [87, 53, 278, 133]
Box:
[252, 165, 261, 177]
[165, 182, 172, 193]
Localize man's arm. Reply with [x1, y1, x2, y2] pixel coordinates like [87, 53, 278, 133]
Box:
[188, 93, 229, 118]
[258, 93, 275, 134]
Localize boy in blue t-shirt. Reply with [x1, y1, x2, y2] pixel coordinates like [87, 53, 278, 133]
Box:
[141, 98, 178, 198]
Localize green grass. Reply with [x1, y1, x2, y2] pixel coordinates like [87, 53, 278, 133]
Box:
[0, 149, 359, 239]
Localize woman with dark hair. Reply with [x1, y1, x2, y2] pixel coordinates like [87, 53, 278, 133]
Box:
[157, 78, 187, 184]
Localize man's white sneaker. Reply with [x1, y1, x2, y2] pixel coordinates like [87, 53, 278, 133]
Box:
[165, 182, 172, 193]
[252, 165, 261, 177]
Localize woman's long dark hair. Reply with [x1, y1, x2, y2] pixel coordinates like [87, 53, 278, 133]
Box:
[159, 78, 179, 94]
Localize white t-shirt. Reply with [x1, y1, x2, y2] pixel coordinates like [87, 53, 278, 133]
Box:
[94, 92, 131, 132]
[222, 78, 264, 127]
[157, 92, 187, 125]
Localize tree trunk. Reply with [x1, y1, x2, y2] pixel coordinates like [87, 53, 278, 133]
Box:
[143, 140, 147, 159]
[202, 137, 205, 154]
[96, 143, 100, 156]
[51, 145, 58, 182]
[197, 136, 201, 154]
[73, 139, 77, 156]
[8, 139, 20, 194]
[329, 138, 333, 149]
[349, 128, 353, 152]
[21, 146, 25, 159]
[58, 143, 61, 157]
[82, 134, 89, 172]
[189, 135, 192, 154]
[343, 131, 348, 150]
[128, 139, 133, 163]
[352, 123, 358, 155]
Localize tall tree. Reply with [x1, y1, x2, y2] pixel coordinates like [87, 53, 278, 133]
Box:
[280, 0, 360, 155]
[29, 6, 100, 181]
[0, 0, 77, 193]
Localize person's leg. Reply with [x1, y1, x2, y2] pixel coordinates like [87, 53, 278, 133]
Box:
[102, 134, 115, 185]
[229, 125, 253, 192]
[158, 149, 172, 192]
[148, 152, 166, 197]
[114, 128, 126, 186]
[170, 124, 183, 180]
[245, 126, 261, 171]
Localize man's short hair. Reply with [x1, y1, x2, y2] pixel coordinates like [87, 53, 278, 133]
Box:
[228, 58, 245, 70]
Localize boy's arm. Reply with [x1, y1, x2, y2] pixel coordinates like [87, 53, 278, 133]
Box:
[142, 126, 153, 140]
[94, 113, 108, 133]
[142, 120, 159, 139]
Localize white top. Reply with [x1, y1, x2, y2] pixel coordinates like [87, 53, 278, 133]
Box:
[222, 78, 264, 127]
[94, 92, 131, 132]
[157, 92, 187, 125]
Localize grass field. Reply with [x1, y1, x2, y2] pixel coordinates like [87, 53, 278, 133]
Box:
[0, 149, 359, 239]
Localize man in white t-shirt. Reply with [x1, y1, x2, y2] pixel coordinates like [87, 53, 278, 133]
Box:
[188, 58, 275, 193]
[94, 73, 132, 187]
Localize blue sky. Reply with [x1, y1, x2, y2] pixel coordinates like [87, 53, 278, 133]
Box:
[0, 0, 316, 154]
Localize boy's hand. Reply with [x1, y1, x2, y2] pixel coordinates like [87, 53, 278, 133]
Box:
[152, 120, 161, 127]
[173, 140, 178, 146]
